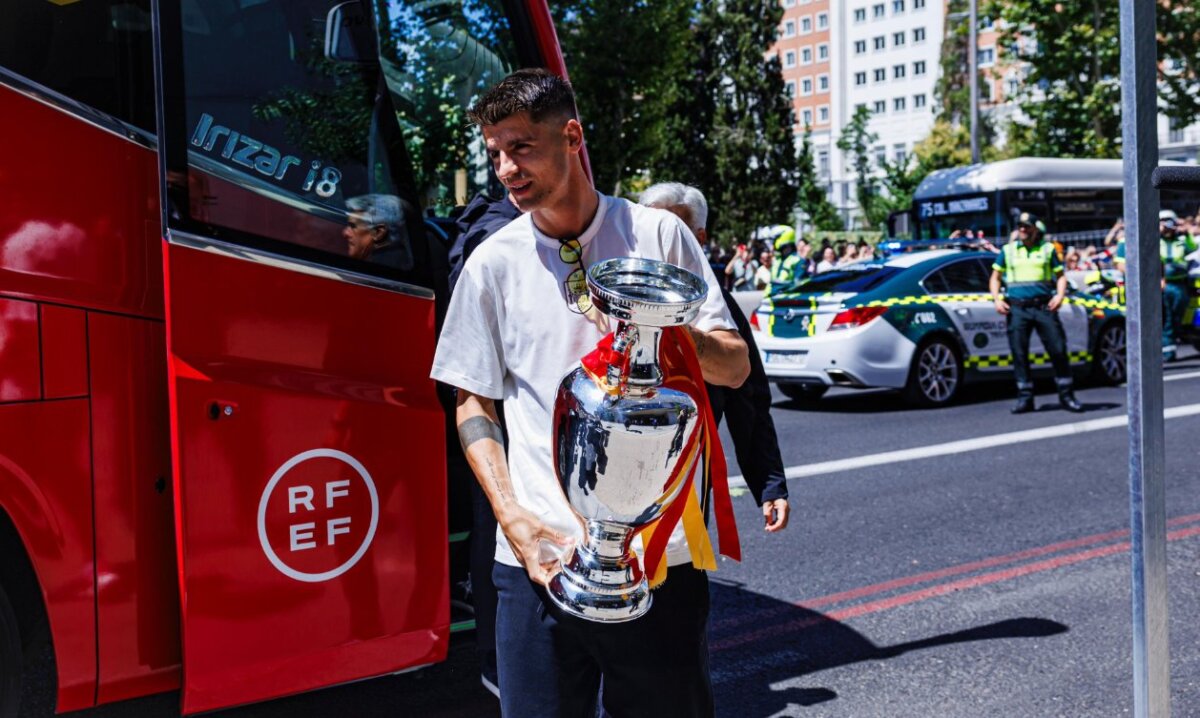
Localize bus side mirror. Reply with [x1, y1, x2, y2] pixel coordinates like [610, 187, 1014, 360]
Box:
[324, 1, 375, 64]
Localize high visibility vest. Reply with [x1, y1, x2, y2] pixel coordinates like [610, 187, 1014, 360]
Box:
[1161, 233, 1197, 282]
[770, 253, 802, 283]
[1003, 240, 1057, 286]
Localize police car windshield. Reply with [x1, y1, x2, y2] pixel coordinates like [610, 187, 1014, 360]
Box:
[788, 265, 901, 294]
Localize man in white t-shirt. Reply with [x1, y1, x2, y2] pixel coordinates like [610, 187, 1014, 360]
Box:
[430, 69, 749, 718]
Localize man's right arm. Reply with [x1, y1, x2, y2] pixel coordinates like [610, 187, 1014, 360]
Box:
[456, 389, 569, 585]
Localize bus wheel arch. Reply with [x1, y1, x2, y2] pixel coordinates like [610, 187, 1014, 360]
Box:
[0, 507, 53, 718]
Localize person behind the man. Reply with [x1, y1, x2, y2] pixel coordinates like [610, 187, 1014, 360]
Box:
[639, 182, 790, 533]
[769, 226, 803, 292]
[344, 194, 414, 270]
[430, 69, 750, 718]
[989, 212, 1083, 414]
[1114, 209, 1197, 362]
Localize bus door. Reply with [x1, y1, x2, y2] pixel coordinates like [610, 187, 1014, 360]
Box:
[149, 0, 534, 711]
[921, 258, 1003, 367]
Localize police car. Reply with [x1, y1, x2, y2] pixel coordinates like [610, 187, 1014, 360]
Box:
[751, 249, 1127, 405]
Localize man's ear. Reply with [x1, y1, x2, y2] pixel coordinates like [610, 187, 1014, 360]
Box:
[563, 118, 585, 153]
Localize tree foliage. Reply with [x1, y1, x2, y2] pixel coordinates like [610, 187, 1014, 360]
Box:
[552, 0, 693, 195]
[988, 0, 1200, 159]
[796, 126, 842, 231]
[699, 0, 800, 245]
[836, 105, 881, 228]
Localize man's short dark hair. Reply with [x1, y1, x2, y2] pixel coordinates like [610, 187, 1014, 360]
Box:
[467, 68, 578, 126]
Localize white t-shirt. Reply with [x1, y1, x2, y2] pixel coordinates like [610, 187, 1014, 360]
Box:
[431, 193, 735, 568]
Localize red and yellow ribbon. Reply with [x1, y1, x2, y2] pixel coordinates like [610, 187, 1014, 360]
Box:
[577, 326, 741, 588]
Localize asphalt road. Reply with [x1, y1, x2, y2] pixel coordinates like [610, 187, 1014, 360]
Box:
[42, 351, 1200, 718]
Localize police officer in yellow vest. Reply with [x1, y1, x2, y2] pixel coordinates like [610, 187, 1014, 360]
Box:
[1113, 209, 1198, 361]
[989, 212, 1084, 414]
[769, 227, 804, 293]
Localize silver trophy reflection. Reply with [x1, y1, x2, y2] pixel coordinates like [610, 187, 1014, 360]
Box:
[548, 257, 708, 622]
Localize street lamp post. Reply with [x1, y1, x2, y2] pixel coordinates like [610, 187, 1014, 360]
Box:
[968, 0, 979, 164]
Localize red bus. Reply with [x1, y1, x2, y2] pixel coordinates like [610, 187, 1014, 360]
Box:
[0, 1, 567, 714]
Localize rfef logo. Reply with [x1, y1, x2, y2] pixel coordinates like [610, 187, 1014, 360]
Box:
[257, 449, 379, 583]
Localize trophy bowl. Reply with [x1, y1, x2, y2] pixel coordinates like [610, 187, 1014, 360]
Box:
[548, 257, 708, 622]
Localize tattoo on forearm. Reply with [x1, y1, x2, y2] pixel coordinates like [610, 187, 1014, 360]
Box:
[693, 330, 708, 359]
[485, 456, 516, 504]
[459, 415, 503, 450]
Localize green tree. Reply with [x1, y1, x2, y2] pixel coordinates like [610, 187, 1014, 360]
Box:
[933, 0, 994, 158]
[796, 126, 842, 231]
[552, 0, 693, 195]
[648, 0, 799, 246]
[836, 105, 881, 229]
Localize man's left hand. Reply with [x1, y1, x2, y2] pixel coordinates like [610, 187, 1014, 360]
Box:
[763, 498, 790, 533]
[1047, 294, 1065, 312]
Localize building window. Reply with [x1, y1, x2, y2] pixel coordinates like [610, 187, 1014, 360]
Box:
[801, 16, 812, 33]
[785, 80, 796, 97]
[784, 20, 796, 37]
[802, 47, 813, 64]
[873, 3, 885, 18]
[1168, 116, 1186, 144]
[817, 13, 828, 29]
[856, 102, 868, 113]
[784, 51, 796, 67]
[1006, 76, 1020, 97]
[854, 40, 867, 54]
[978, 47, 995, 67]
[873, 100, 886, 114]
[894, 96, 906, 111]
[818, 43, 829, 61]
[914, 93, 927, 108]
[914, 0, 925, 7]
[818, 105, 830, 123]
[893, 31, 906, 46]
[818, 74, 829, 92]
[893, 64, 906, 79]
[783, 0, 796, 6]
[914, 60, 927, 75]
[874, 68, 886, 82]
[854, 7, 867, 22]
[894, 143, 907, 163]
[874, 145, 887, 166]
[802, 77, 813, 95]
[893, 0, 905, 13]
[803, 109, 813, 125]
[855, 71, 868, 86]
[874, 35, 886, 50]
[818, 149, 830, 176]
[913, 27, 926, 43]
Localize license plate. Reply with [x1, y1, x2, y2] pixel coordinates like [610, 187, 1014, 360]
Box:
[766, 350, 808, 366]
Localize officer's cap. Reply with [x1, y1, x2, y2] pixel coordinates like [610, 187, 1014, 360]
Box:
[1016, 212, 1040, 229]
[1159, 209, 1178, 228]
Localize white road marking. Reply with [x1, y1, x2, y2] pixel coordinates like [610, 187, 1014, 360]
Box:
[1165, 369, 1200, 383]
[729, 402, 1200, 486]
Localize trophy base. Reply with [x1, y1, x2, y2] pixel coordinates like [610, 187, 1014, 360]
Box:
[547, 568, 650, 623]
[546, 539, 650, 623]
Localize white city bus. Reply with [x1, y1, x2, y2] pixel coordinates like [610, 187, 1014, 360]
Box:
[897, 157, 1200, 246]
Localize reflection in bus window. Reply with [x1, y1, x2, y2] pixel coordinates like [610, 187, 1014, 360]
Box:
[375, 1, 520, 214]
[345, 194, 415, 270]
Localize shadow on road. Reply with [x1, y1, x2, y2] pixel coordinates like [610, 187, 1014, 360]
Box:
[707, 580, 1068, 717]
[28, 581, 1070, 718]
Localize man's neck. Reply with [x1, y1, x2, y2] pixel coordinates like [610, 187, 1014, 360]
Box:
[530, 168, 599, 239]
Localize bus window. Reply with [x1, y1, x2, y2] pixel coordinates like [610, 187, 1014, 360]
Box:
[0, 0, 155, 132]
[376, 2, 521, 215]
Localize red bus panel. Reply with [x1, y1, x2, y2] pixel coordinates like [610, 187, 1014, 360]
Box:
[162, 241, 447, 714]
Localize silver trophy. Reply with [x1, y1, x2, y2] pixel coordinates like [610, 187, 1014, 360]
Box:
[548, 257, 708, 622]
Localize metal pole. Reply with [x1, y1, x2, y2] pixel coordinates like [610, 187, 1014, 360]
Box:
[1118, 1, 1169, 716]
[968, 0, 978, 164]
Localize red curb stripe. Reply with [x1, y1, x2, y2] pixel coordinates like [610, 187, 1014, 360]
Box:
[712, 523, 1200, 653]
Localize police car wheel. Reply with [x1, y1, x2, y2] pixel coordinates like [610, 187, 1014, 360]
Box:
[1092, 321, 1127, 385]
[0, 583, 20, 718]
[778, 383, 828, 402]
[904, 338, 962, 406]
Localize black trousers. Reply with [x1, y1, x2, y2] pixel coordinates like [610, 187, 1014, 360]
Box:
[493, 562, 713, 718]
[1006, 302, 1072, 395]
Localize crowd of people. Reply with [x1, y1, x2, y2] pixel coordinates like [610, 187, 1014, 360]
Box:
[709, 234, 878, 291]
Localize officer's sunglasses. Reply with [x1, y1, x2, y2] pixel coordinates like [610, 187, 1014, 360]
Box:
[559, 238, 592, 313]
